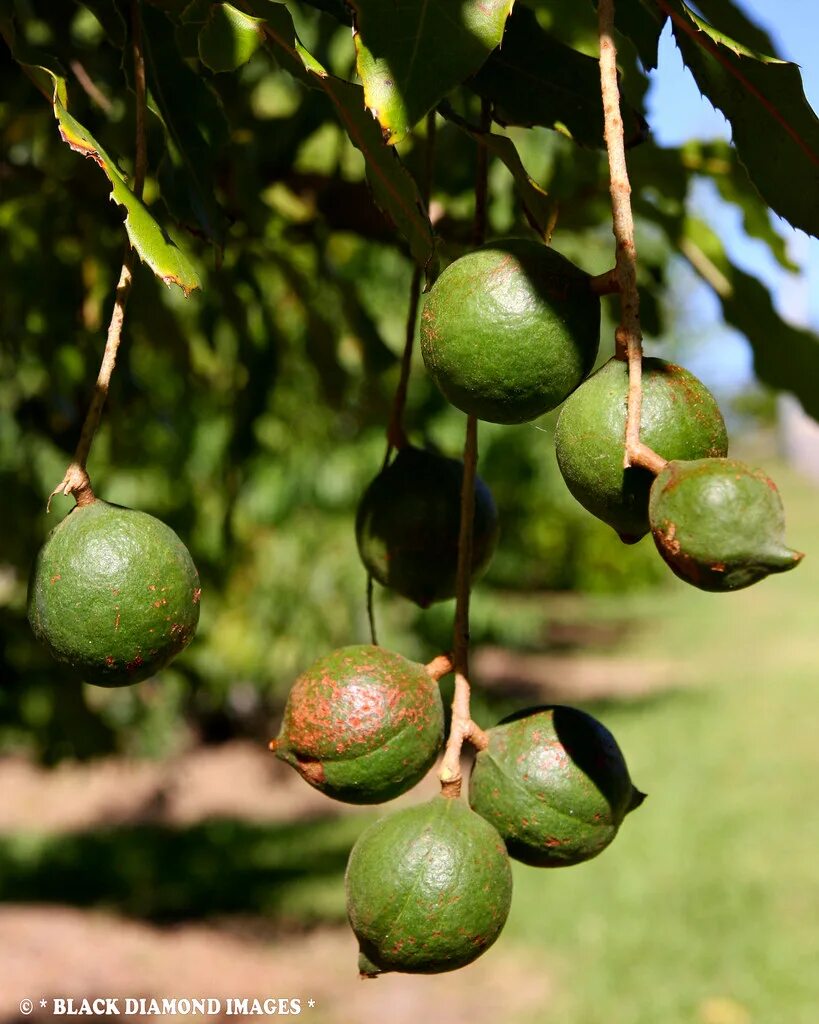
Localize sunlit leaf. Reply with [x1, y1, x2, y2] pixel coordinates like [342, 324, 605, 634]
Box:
[198, 3, 264, 73]
[349, 0, 514, 146]
[689, 0, 777, 56]
[1, 19, 201, 295]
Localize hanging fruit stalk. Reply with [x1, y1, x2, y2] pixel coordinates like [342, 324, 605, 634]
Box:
[598, 0, 665, 476]
[50, 0, 148, 509]
[438, 99, 494, 798]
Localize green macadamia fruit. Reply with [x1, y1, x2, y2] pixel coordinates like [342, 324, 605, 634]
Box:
[28, 498, 201, 687]
[555, 357, 728, 542]
[469, 705, 645, 867]
[273, 644, 446, 804]
[649, 458, 803, 591]
[420, 239, 600, 424]
[346, 796, 513, 976]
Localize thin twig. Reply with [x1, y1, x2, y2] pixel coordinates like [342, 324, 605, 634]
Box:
[472, 98, 491, 246]
[69, 60, 113, 114]
[49, 0, 148, 509]
[383, 110, 437, 458]
[385, 265, 422, 455]
[366, 574, 378, 646]
[598, 0, 665, 475]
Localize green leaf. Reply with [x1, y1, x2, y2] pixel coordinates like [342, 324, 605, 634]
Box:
[440, 105, 555, 241]
[241, 1, 435, 269]
[668, 1, 819, 238]
[57, 100, 202, 295]
[682, 218, 819, 420]
[680, 141, 797, 271]
[349, 0, 514, 146]
[471, 5, 648, 149]
[198, 3, 264, 73]
[615, 0, 667, 72]
[0, 19, 201, 295]
[142, 5, 229, 248]
[631, 140, 797, 271]
[687, 0, 777, 57]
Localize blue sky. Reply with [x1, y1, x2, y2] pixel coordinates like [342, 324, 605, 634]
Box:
[642, 0, 818, 393]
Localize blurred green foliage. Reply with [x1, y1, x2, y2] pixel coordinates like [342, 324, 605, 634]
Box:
[0, 1, 810, 762]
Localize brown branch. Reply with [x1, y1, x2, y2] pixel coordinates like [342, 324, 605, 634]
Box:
[598, 0, 664, 474]
[629, 441, 668, 475]
[49, 0, 147, 510]
[425, 654, 454, 681]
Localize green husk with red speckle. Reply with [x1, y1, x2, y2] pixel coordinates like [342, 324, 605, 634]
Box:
[27, 499, 200, 687]
[345, 796, 512, 976]
[469, 706, 644, 867]
[275, 645, 445, 804]
[649, 458, 803, 592]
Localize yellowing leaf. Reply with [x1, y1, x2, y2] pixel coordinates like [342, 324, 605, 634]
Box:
[2, 18, 200, 295]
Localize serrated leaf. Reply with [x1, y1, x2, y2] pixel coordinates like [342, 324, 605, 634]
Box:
[1, 19, 200, 295]
[349, 0, 514, 146]
[57, 100, 202, 295]
[198, 3, 264, 72]
[668, 1, 819, 238]
[688, 0, 777, 57]
[239, 0, 434, 268]
[683, 217, 819, 420]
[142, 4, 229, 247]
[471, 5, 648, 149]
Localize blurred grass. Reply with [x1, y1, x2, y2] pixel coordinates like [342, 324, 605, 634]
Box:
[1, 465, 816, 1023]
[0, 813, 370, 927]
[501, 463, 819, 1024]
